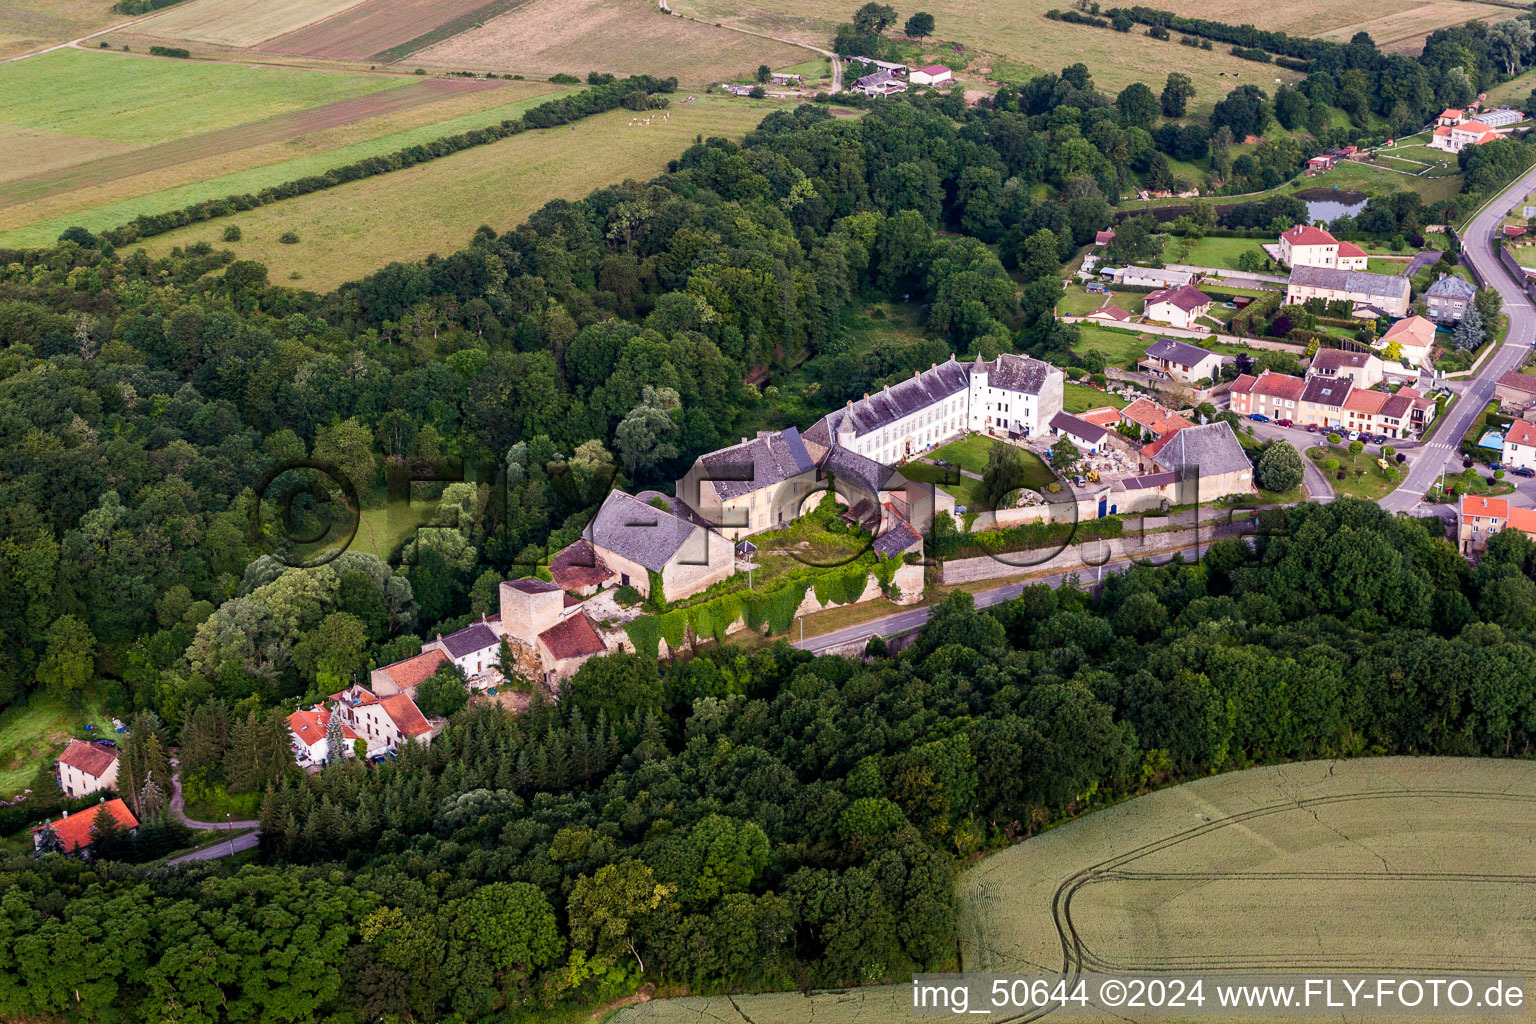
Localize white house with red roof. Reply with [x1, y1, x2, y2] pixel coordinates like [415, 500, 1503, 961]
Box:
[55, 739, 119, 798]
[1142, 284, 1213, 329]
[369, 648, 450, 696]
[1503, 420, 1536, 471]
[32, 798, 137, 857]
[1459, 494, 1536, 554]
[329, 684, 435, 757]
[1431, 120, 1499, 153]
[1277, 224, 1340, 268]
[287, 707, 360, 766]
[1376, 314, 1436, 368]
[909, 64, 952, 85]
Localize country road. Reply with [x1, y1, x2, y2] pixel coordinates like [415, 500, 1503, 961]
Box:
[163, 763, 261, 867]
[1379, 166, 1536, 512]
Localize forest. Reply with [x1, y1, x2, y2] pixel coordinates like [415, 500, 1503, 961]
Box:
[8, 502, 1536, 1021]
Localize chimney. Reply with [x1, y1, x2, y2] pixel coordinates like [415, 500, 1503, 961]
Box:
[741, 437, 749, 444]
[845, 400, 852, 408]
[863, 393, 869, 399]
[61, 810, 68, 819]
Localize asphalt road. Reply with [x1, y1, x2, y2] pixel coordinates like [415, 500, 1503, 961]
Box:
[165, 829, 260, 866]
[1379, 168, 1536, 512]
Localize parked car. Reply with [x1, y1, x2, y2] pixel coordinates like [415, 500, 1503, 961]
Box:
[1374, 435, 1388, 445]
[1346, 430, 1360, 441]
[1490, 462, 1503, 472]
[1306, 423, 1319, 433]
[1276, 418, 1293, 427]
[1515, 467, 1536, 478]
[1249, 414, 1270, 423]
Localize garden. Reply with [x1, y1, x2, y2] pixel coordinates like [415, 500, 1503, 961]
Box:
[1305, 437, 1402, 500]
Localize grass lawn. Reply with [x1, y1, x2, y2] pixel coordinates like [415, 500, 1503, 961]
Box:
[1070, 322, 1161, 369]
[0, 49, 407, 147]
[1064, 381, 1127, 412]
[927, 434, 1002, 475]
[133, 96, 779, 289]
[1366, 257, 1405, 276]
[899, 459, 986, 507]
[182, 784, 264, 823]
[1160, 234, 1268, 271]
[1256, 484, 1306, 504]
[1307, 444, 1400, 500]
[1058, 285, 1139, 317]
[0, 693, 114, 798]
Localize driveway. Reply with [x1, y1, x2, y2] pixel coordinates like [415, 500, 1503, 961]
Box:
[163, 763, 261, 867]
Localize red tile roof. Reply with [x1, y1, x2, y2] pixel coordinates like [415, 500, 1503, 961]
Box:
[1337, 241, 1367, 258]
[539, 612, 607, 662]
[33, 798, 137, 853]
[1234, 369, 1308, 400]
[1086, 304, 1131, 321]
[1095, 229, 1116, 245]
[379, 693, 432, 738]
[1078, 406, 1124, 429]
[1343, 389, 1388, 415]
[1507, 420, 1536, 447]
[1497, 371, 1536, 396]
[1462, 494, 1508, 519]
[915, 64, 951, 75]
[287, 707, 358, 746]
[1282, 224, 1336, 247]
[57, 739, 117, 779]
[1145, 283, 1213, 312]
[376, 649, 449, 691]
[1120, 397, 1193, 437]
[1510, 506, 1536, 533]
[549, 539, 615, 590]
[1434, 125, 1453, 137]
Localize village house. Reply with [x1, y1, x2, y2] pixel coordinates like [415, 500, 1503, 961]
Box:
[33, 798, 138, 856]
[1376, 314, 1437, 368]
[1119, 397, 1193, 441]
[1285, 265, 1411, 317]
[1495, 371, 1536, 413]
[548, 539, 614, 596]
[1423, 273, 1477, 323]
[1300, 375, 1354, 430]
[1275, 225, 1369, 270]
[369, 648, 449, 696]
[909, 64, 952, 85]
[54, 739, 119, 799]
[585, 489, 736, 601]
[1142, 422, 1254, 503]
[1228, 369, 1307, 421]
[1430, 120, 1500, 152]
[1502, 420, 1536, 471]
[423, 619, 500, 682]
[1142, 284, 1215, 330]
[1458, 494, 1536, 554]
[329, 685, 434, 757]
[287, 706, 359, 767]
[675, 427, 817, 540]
[1094, 229, 1115, 247]
[1077, 407, 1124, 431]
[1141, 337, 1222, 383]
[1309, 348, 1384, 388]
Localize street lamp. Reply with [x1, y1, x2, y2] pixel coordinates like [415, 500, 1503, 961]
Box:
[226, 813, 234, 857]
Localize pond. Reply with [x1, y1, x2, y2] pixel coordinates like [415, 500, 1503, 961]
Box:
[1296, 187, 1368, 224]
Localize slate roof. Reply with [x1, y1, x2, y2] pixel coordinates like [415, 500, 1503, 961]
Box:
[872, 511, 921, 558]
[1146, 336, 1216, 366]
[1497, 371, 1536, 396]
[1288, 264, 1410, 300]
[504, 577, 561, 594]
[57, 739, 117, 779]
[548, 540, 614, 590]
[696, 427, 815, 500]
[379, 693, 432, 737]
[34, 798, 137, 853]
[1145, 284, 1213, 313]
[1301, 375, 1353, 407]
[983, 352, 1057, 393]
[820, 444, 893, 500]
[1425, 274, 1477, 299]
[1049, 410, 1109, 444]
[538, 612, 607, 661]
[805, 356, 970, 444]
[436, 621, 499, 659]
[1147, 421, 1252, 477]
[1117, 470, 1179, 489]
[588, 490, 700, 573]
[376, 649, 450, 691]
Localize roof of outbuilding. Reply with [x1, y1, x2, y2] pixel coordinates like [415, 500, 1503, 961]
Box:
[872, 510, 922, 558]
[287, 707, 359, 746]
[1049, 410, 1109, 443]
[379, 693, 432, 737]
[1119, 397, 1192, 437]
[1497, 371, 1536, 396]
[538, 612, 607, 662]
[696, 427, 815, 500]
[588, 490, 703, 573]
[1288, 264, 1410, 300]
[1310, 348, 1377, 372]
[56, 739, 117, 779]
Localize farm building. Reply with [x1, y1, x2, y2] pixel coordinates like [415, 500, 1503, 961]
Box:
[1142, 422, 1253, 503]
[909, 64, 952, 85]
[1048, 410, 1111, 451]
[852, 69, 907, 95]
[1284, 265, 1410, 317]
[675, 427, 817, 540]
[1108, 266, 1193, 289]
[1306, 155, 1336, 173]
[1477, 107, 1524, 127]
